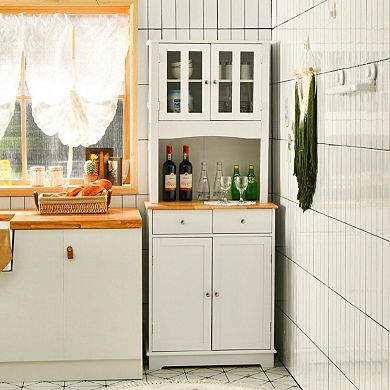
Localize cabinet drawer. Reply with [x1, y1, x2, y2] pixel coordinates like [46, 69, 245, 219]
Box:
[153, 210, 212, 235]
[213, 209, 272, 234]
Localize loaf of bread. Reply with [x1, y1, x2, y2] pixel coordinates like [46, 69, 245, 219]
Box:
[81, 184, 104, 196]
[95, 179, 113, 191]
[66, 186, 84, 197]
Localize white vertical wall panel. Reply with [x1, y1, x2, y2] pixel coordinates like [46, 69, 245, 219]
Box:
[148, 0, 162, 28]
[218, 0, 231, 29]
[231, 0, 244, 29]
[189, 0, 203, 28]
[245, 0, 259, 28]
[176, 0, 189, 29]
[162, 0, 176, 29]
[203, 0, 218, 29]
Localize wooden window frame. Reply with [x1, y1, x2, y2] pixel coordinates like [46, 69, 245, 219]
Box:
[0, 0, 138, 196]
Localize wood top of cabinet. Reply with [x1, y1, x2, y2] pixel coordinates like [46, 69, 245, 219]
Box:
[0, 213, 14, 222]
[1, 208, 142, 230]
[144, 201, 278, 210]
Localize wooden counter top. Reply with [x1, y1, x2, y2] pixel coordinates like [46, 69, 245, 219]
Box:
[145, 200, 278, 210]
[3, 208, 142, 230]
[0, 213, 14, 221]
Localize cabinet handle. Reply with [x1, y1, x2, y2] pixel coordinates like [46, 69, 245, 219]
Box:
[180, 220, 185, 225]
[213, 80, 218, 85]
[214, 292, 220, 297]
[204, 80, 209, 85]
[67, 246, 74, 261]
[241, 218, 246, 224]
[205, 292, 211, 298]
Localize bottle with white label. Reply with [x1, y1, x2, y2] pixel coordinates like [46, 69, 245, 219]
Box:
[179, 144, 192, 201]
[162, 145, 176, 201]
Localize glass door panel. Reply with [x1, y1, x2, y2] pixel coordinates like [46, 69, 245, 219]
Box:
[159, 44, 210, 120]
[189, 51, 203, 113]
[167, 51, 181, 113]
[218, 52, 232, 113]
[240, 52, 254, 113]
[211, 44, 262, 120]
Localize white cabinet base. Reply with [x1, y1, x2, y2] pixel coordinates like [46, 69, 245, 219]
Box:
[0, 359, 143, 382]
[147, 350, 275, 371]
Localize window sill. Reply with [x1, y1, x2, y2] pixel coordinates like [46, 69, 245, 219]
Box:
[0, 185, 137, 197]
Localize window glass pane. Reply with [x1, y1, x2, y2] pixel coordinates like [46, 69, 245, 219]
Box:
[0, 101, 22, 179]
[26, 100, 124, 178]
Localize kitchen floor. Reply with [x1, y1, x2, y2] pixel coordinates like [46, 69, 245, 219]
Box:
[0, 359, 300, 390]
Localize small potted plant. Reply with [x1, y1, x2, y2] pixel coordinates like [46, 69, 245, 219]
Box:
[83, 154, 98, 184]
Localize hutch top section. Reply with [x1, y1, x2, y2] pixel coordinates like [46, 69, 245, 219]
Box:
[148, 40, 270, 129]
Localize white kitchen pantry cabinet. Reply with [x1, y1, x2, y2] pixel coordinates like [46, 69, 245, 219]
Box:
[146, 205, 277, 370]
[0, 228, 142, 381]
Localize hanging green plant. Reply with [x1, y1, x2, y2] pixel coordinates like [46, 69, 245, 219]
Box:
[293, 74, 317, 211]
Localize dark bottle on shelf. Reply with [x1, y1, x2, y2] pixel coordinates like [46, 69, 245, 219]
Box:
[245, 164, 259, 201]
[179, 144, 193, 201]
[231, 164, 240, 200]
[162, 145, 176, 201]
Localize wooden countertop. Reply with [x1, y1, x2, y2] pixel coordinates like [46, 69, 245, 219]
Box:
[0, 208, 142, 230]
[145, 200, 278, 210]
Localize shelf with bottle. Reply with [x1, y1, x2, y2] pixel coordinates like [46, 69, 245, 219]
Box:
[161, 144, 259, 203]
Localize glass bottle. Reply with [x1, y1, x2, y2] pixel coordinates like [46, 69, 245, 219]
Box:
[179, 145, 193, 201]
[245, 164, 259, 201]
[231, 164, 240, 200]
[197, 161, 210, 201]
[212, 162, 223, 200]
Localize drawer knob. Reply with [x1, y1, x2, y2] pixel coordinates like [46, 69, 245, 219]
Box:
[205, 292, 211, 298]
[214, 292, 220, 297]
[180, 220, 185, 225]
[67, 246, 74, 260]
[241, 218, 246, 224]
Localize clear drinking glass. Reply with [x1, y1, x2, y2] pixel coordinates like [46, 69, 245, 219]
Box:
[220, 176, 232, 204]
[212, 162, 223, 200]
[234, 176, 249, 203]
[197, 161, 210, 200]
[122, 159, 130, 184]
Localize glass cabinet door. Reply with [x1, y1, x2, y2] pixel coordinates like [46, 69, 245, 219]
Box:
[159, 44, 210, 120]
[211, 44, 262, 120]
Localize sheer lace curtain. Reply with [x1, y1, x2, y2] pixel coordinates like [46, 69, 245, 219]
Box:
[0, 14, 23, 140]
[0, 12, 129, 151]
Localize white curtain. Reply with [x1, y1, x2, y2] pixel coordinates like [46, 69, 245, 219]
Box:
[24, 14, 129, 148]
[0, 14, 23, 140]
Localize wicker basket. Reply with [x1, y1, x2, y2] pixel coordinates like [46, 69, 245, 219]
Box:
[33, 191, 112, 215]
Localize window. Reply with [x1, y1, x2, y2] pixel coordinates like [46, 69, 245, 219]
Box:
[0, 1, 138, 191]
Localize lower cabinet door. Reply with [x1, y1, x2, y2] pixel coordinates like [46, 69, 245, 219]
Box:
[63, 229, 141, 360]
[212, 236, 272, 350]
[0, 230, 64, 362]
[152, 237, 212, 351]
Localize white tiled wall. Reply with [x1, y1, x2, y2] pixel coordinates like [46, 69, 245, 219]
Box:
[273, 1, 390, 389]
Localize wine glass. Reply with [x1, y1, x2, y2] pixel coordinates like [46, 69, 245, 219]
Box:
[234, 176, 249, 203]
[220, 176, 232, 204]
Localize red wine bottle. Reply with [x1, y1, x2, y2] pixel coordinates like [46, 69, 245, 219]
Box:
[162, 145, 176, 201]
[179, 145, 192, 201]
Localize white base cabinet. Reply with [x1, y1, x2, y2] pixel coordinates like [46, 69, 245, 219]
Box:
[0, 228, 142, 381]
[146, 206, 276, 370]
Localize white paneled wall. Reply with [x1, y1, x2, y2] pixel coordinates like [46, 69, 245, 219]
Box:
[273, 1, 390, 389]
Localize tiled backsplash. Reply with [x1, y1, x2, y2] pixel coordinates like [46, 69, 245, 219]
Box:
[272, 0, 390, 389]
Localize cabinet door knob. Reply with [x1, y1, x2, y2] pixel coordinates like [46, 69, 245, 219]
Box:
[67, 246, 74, 260]
[241, 218, 246, 224]
[214, 292, 220, 297]
[205, 80, 209, 85]
[213, 80, 218, 85]
[180, 220, 185, 224]
[205, 292, 211, 298]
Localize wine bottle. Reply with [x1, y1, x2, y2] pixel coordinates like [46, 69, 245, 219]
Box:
[179, 145, 192, 201]
[162, 145, 176, 201]
[246, 164, 258, 201]
[231, 164, 240, 200]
